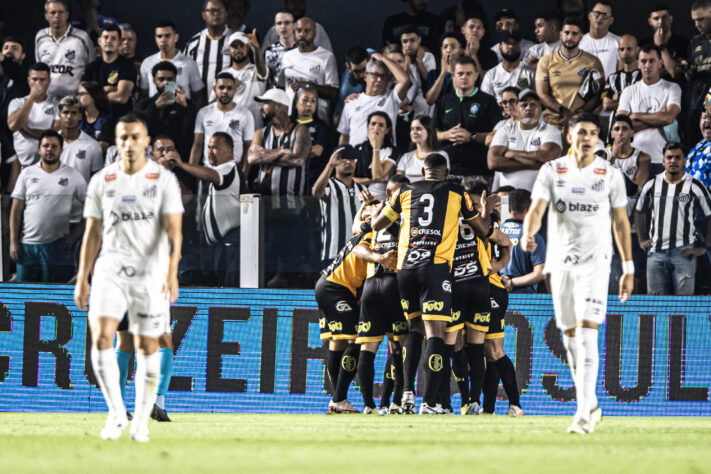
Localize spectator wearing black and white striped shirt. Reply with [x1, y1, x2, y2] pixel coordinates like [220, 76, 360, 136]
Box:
[635, 142, 711, 295]
[601, 34, 640, 137]
[312, 147, 365, 266]
[184, 0, 233, 95]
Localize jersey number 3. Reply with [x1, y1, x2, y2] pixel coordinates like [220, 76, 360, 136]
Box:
[418, 194, 434, 226]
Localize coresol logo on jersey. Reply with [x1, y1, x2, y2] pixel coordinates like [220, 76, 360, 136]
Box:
[464, 192, 474, 211]
[335, 300, 352, 312]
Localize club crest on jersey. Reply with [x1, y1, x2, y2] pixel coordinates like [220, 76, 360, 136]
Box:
[309, 65, 321, 75]
[531, 137, 541, 147]
[106, 189, 116, 197]
[76, 149, 86, 159]
[592, 180, 605, 192]
[44, 107, 55, 115]
[58, 178, 68, 187]
[143, 185, 157, 198]
[65, 50, 76, 61]
[229, 119, 240, 130]
[107, 71, 119, 85]
[464, 192, 474, 211]
[105, 173, 117, 182]
[377, 97, 387, 107]
[556, 166, 568, 174]
[145, 172, 160, 180]
[677, 194, 691, 203]
[594, 167, 607, 175]
[469, 103, 480, 117]
[577, 67, 586, 77]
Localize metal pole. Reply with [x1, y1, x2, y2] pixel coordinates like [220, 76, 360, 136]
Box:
[240, 194, 263, 288]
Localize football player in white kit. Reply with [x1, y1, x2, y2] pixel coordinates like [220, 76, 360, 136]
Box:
[74, 113, 183, 442]
[522, 112, 633, 434]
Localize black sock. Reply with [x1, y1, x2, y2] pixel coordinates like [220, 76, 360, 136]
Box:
[391, 345, 404, 405]
[482, 361, 500, 413]
[452, 348, 469, 408]
[423, 337, 445, 406]
[465, 343, 485, 405]
[334, 343, 360, 402]
[495, 355, 520, 407]
[326, 349, 344, 393]
[357, 351, 376, 409]
[379, 356, 394, 408]
[438, 344, 454, 410]
[403, 332, 423, 393]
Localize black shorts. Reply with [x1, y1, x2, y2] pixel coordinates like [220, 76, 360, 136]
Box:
[486, 284, 509, 340]
[117, 312, 129, 331]
[315, 276, 359, 340]
[397, 263, 452, 323]
[356, 274, 408, 344]
[448, 278, 490, 333]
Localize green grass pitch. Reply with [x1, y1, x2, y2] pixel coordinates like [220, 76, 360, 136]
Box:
[1, 414, 710, 473]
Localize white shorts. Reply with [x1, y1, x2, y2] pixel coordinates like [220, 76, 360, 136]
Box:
[549, 265, 609, 331]
[88, 274, 170, 338]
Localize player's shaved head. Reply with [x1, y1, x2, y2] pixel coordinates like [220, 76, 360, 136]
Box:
[422, 153, 449, 180]
[295, 17, 316, 49]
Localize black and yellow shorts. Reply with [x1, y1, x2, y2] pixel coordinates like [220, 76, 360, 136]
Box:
[315, 276, 359, 340]
[356, 274, 408, 344]
[449, 277, 490, 333]
[397, 263, 452, 323]
[486, 284, 509, 340]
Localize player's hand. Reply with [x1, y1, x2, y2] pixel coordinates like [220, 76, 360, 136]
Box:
[618, 273, 634, 302]
[522, 233, 537, 252]
[74, 279, 90, 311]
[359, 189, 376, 205]
[28, 81, 47, 100]
[379, 249, 397, 269]
[163, 272, 179, 303]
[246, 28, 260, 50]
[482, 191, 501, 216]
[290, 80, 309, 91]
[368, 129, 384, 150]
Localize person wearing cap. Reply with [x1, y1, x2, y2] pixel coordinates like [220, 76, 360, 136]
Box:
[280, 17, 339, 124]
[139, 20, 206, 108]
[57, 95, 104, 182]
[535, 17, 604, 130]
[579, 2, 620, 80]
[490, 9, 535, 63]
[481, 31, 535, 102]
[488, 89, 562, 191]
[525, 11, 562, 67]
[218, 29, 268, 129]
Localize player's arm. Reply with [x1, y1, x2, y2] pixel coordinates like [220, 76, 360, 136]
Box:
[163, 212, 183, 303]
[522, 198, 547, 252]
[274, 125, 311, 167]
[628, 104, 680, 127]
[487, 229, 511, 274]
[504, 263, 545, 291]
[171, 151, 221, 184]
[505, 142, 562, 164]
[612, 206, 634, 301]
[372, 52, 411, 101]
[353, 241, 397, 269]
[465, 191, 498, 238]
[74, 217, 103, 310]
[372, 192, 401, 232]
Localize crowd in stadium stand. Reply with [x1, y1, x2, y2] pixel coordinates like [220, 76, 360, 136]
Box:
[1, 0, 711, 295]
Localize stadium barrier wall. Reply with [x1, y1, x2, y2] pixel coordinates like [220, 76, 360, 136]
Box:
[0, 284, 709, 415]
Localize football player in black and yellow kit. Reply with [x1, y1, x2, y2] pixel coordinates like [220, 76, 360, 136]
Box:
[316, 205, 377, 414]
[352, 175, 409, 415]
[370, 153, 497, 414]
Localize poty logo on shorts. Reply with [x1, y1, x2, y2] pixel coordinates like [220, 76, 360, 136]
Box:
[392, 321, 407, 332]
[423, 300, 444, 312]
[442, 280, 451, 292]
[451, 310, 461, 322]
[328, 321, 342, 332]
[357, 321, 371, 334]
[400, 299, 409, 311]
[474, 312, 490, 323]
[335, 300, 352, 312]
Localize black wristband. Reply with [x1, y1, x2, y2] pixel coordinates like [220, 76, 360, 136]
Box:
[360, 221, 373, 233]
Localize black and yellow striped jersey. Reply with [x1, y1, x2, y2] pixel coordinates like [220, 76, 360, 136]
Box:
[323, 232, 371, 295]
[366, 220, 400, 279]
[382, 180, 479, 270]
[486, 212, 505, 289]
[452, 218, 491, 283]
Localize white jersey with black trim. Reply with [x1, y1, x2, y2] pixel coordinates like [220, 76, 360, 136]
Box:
[84, 160, 184, 283]
[531, 155, 627, 272]
[35, 26, 94, 101]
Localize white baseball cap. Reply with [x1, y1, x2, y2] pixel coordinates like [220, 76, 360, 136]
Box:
[255, 88, 291, 108]
[222, 32, 250, 54]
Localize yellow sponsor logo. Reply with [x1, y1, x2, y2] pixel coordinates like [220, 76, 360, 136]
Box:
[341, 355, 357, 372]
[474, 312, 491, 323]
[319, 317, 326, 329]
[428, 354, 443, 372]
[328, 321, 343, 332]
[357, 321, 371, 333]
[423, 300, 444, 312]
[410, 227, 419, 237]
[451, 310, 461, 322]
[107, 71, 119, 85]
[501, 319, 505, 330]
[400, 299, 409, 311]
[392, 320, 408, 332]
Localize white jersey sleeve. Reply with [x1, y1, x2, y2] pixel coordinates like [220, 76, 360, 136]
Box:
[242, 112, 255, 142]
[160, 171, 184, 215]
[531, 162, 554, 203]
[84, 173, 103, 219]
[323, 52, 340, 88]
[337, 99, 353, 136]
[139, 61, 151, 91]
[617, 86, 632, 113]
[184, 58, 205, 92]
[541, 125, 563, 147]
[480, 69, 495, 98]
[194, 106, 207, 134]
[609, 167, 628, 209]
[11, 167, 28, 200]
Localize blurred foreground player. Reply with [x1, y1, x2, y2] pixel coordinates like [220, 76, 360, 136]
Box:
[523, 112, 633, 434]
[75, 114, 184, 441]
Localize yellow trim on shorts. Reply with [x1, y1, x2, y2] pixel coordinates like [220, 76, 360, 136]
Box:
[331, 333, 357, 341]
[385, 332, 408, 342]
[319, 332, 332, 340]
[485, 332, 505, 340]
[422, 314, 452, 322]
[405, 311, 422, 320]
[466, 322, 489, 332]
[446, 323, 464, 333]
[355, 336, 384, 344]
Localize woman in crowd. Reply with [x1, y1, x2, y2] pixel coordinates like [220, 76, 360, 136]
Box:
[291, 84, 329, 190]
[396, 115, 449, 182]
[352, 111, 397, 200]
[77, 81, 115, 152]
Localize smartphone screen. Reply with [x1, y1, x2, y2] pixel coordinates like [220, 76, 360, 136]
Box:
[164, 81, 177, 103]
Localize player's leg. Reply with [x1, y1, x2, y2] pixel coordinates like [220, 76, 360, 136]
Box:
[326, 339, 347, 393]
[315, 277, 344, 394]
[357, 341, 381, 413]
[439, 327, 459, 414]
[462, 280, 490, 414]
[481, 358, 499, 414]
[379, 353, 395, 413]
[330, 338, 360, 412]
[328, 288, 361, 412]
[151, 332, 174, 422]
[387, 338, 405, 414]
[384, 276, 407, 414]
[451, 331, 470, 415]
[484, 337, 522, 416]
[397, 268, 423, 414]
[115, 323, 133, 419]
[356, 277, 389, 413]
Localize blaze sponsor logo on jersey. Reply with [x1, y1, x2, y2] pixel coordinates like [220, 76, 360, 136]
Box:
[335, 300, 352, 312]
[464, 192, 474, 211]
[145, 172, 160, 180]
[422, 300, 444, 312]
[105, 173, 117, 182]
[594, 167, 607, 175]
[109, 210, 155, 225]
[555, 199, 599, 213]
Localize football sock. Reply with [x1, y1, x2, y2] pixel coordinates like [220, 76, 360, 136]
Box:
[333, 343, 360, 402]
[379, 356, 394, 408]
[423, 337, 444, 406]
[133, 352, 161, 432]
[465, 343, 485, 405]
[157, 347, 173, 405]
[93, 348, 126, 416]
[403, 332, 423, 393]
[494, 355, 520, 408]
[357, 350, 376, 409]
[578, 328, 599, 419]
[115, 349, 131, 402]
[437, 344, 454, 410]
[563, 334, 577, 379]
[391, 346, 404, 406]
[452, 348, 470, 407]
[326, 349, 345, 393]
[482, 362, 500, 413]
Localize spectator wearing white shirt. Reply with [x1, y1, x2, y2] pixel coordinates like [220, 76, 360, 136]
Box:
[139, 21, 206, 108]
[382, 45, 429, 130]
[524, 11, 562, 67]
[396, 115, 449, 183]
[486, 86, 522, 147]
[616, 44, 681, 174]
[579, 2, 620, 79]
[338, 52, 410, 147]
[488, 89, 562, 191]
[57, 96, 103, 182]
[10, 130, 86, 282]
[34, 0, 94, 103]
[218, 30, 268, 129]
[481, 31, 535, 102]
[280, 18, 339, 123]
[7, 63, 58, 174]
[260, 0, 333, 52]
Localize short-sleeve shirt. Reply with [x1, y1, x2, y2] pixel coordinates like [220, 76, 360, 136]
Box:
[35, 26, 94, 100]
[140, 51, 204, 99]
[82, 55, 136, 115]
[490, 119, 562, 191]
[338, 88, 402, 146]
[382, 179, 479, 270]
[531, 155, 627, 272]
[194, 102, 254, 164]
[8, 96, 58, 166]
[524, 41, 561, 63]
[217, 64, 268, 129]
[686, 139, 711, 188]
[396, 150, 450, 183]
[280, 47, 339, 121]
[83, 160, 184, 283]
[12, 163, 87, 244]
[59, 130, 104, 182]
[617, 78, 682, 164]
[499, 218, 546, 293]
[202, 161, 242, 245]
[480, 62, 535, 101]
[687, 34, 711, 112]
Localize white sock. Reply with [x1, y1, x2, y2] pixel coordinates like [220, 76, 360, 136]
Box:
[132, 352, 161, 434]
[574, 334, 587, 422]
[580, 328, 599, 412]
[156, 394, 165, 409]
[91, 348, 126, 417]
[563, 334, 577, 379]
